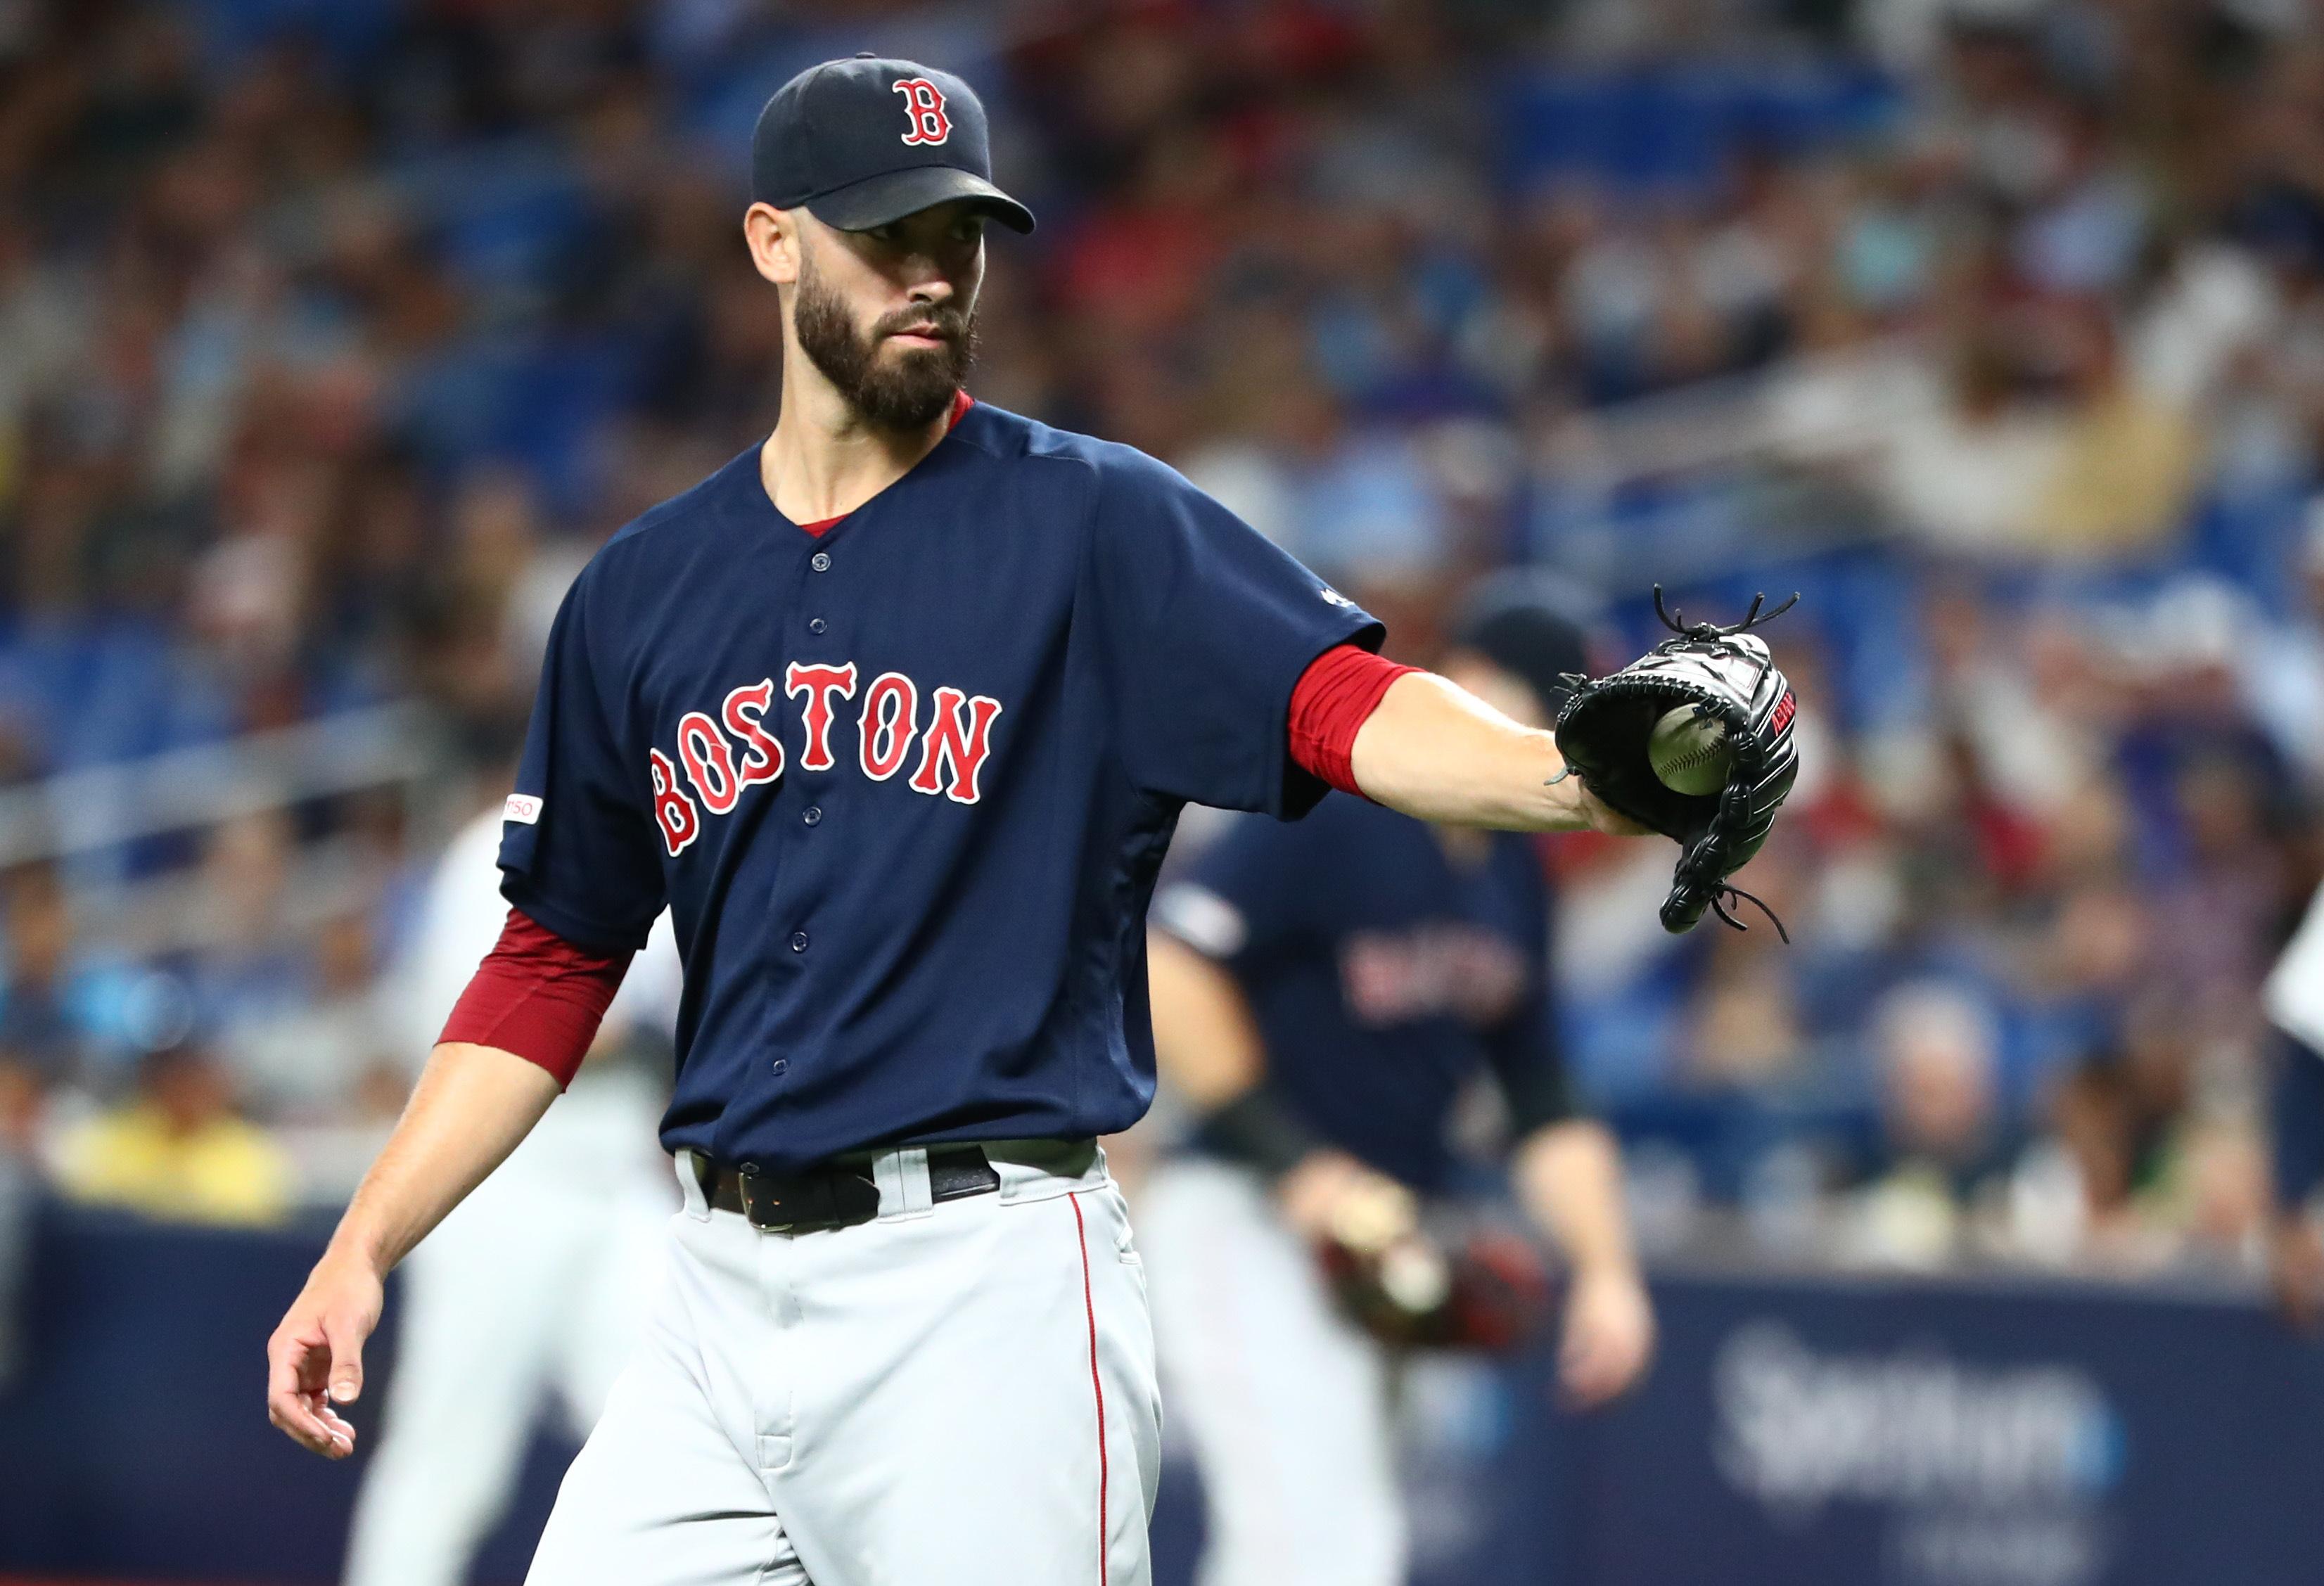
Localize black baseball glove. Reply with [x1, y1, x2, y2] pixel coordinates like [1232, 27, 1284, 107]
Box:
[1552, 588, 1801, 938]
[1315, 1218, 1552, 1354]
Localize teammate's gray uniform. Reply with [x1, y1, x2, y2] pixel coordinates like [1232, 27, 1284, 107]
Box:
[2267, 880, 2324, 1058]
[341, 810, 678, 1586]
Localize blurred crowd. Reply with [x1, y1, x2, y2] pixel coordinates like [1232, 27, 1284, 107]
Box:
[1, 0, 2322, 1293]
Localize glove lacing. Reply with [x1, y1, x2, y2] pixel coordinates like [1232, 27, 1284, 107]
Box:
[1651, 585, 1797, 677]
[1706, 881, 1789, 941]
[1653, 585, 1799, 942]
[1553, 587, 1801, 703]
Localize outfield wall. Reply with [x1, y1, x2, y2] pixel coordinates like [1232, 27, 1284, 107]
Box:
[1, 1208, 2318, 1586]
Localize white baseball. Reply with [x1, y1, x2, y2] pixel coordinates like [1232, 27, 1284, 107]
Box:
[1647, 705, 1730, 795]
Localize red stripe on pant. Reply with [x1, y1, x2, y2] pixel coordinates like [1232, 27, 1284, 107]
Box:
[1071, 1194, 1109, 1586]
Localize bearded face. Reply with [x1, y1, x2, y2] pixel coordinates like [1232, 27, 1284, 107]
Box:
[792, 240, 978, 431]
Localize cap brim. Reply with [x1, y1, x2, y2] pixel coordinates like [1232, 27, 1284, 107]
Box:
[805, 166, 1036, 234]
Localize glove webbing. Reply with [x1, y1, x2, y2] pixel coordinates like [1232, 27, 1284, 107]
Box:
[1552, 585, 1800, 940]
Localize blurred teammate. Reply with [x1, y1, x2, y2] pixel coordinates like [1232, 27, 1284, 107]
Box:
[1140, 584, 1654, 1586]
[340, 779, 679, 1586]
[2266, 876, 2324, 1326]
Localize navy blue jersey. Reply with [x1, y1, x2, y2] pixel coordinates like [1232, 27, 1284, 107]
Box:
[498, 402, 1381, 1170]
[1152, 798, 1569, 1191]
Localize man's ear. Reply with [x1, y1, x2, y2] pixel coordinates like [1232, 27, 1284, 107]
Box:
[743, 203, 800, 287]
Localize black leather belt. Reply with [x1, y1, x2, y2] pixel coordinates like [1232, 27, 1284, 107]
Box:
[698, 1146, 1001, 1232]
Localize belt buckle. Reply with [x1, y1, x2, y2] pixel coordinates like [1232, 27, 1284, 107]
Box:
[736, 1165, 880, 1232]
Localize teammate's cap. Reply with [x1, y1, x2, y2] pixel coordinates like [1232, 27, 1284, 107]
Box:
[751, 55, 1035, 236]
[1448, 572, 1601, 720]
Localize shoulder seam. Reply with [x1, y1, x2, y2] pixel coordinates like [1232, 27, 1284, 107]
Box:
[950, 414, 1102, 479]
[596, 446, 759, 560]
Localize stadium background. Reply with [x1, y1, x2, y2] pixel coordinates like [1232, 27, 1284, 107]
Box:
[1, 0, 2322, 1582]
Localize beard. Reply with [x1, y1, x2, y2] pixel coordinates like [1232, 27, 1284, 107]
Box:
[793, 250, 978, 431]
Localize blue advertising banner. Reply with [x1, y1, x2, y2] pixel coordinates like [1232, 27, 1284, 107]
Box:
[2, 1211, 2320, 1584]
[1536, 1269, 2324, 1586]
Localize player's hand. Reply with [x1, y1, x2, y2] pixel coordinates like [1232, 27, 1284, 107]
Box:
[1557, 1263, 1654, 1408]
[2271, 1215, 2324, 1333]
[1578, 784, 1649, 837]
[1550, 773, 1649, 837]
[1278, 1149, 1417, 1252]
[266, 1252, 385, 1459]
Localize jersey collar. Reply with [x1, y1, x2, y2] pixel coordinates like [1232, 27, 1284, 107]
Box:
[764, 390, 978, 544]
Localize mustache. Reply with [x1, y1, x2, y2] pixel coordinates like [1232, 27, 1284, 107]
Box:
[876, 307, 969, 343]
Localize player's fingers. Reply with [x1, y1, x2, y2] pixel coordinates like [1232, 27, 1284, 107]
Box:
[2275, 1266, 2323, 1332]
[1600, 1324, 1652, 1395]
[1568, 1343, 1640, 1407]
[272, 1394, 355, 1457]
[1559, 1365, 1613, 1409]
[1579, 786, 1650, 837]
[2268, 1224, 2324, 1331]
[266, 1330, 317, 1412]
[1561, 1294, 1652, 1407]
[309, 1392, 359, 1454]
[321, 1310, 369, 1407]
[2270, 1269, 2301, 1328]
[1559, 1328, 1623, 1407]
[267, 1338, 353, 1457]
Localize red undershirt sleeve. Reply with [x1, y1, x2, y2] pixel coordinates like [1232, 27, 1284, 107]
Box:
[438, 908, 634, 1089]
[1286, 644, 1422, 800]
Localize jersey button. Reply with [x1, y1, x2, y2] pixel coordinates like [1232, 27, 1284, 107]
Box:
[802, 805, 822, 826]
[810, 552, 831, 573]
[791, 931, 810, 952]
[771, 1059, 788, 1077]
[808, 618, 827, 634]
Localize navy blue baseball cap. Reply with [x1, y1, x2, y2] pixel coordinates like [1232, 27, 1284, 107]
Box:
[751, 55, 1035, 235]
[1450, 572, 1602, 717]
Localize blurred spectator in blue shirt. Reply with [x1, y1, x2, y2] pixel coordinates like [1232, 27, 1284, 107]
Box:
[0, 864, 157, 1090]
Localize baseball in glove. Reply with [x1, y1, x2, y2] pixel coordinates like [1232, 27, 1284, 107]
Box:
[1552, 587, 1801, 938]
[1315, 1217, 1553, 1354]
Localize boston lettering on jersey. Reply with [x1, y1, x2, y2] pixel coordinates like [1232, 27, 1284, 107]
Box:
[1154, 796, 1572, 1191]
[499, 401, 1381, 1172]
[649, 664, 1003, 855]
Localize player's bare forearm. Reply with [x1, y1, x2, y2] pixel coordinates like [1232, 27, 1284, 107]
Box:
[1514, 1120, 1637, 1279]
[1348, 672, 1636, 833]
[326, 1040, 562, 1276]
[1147, 931, 1407, 1237]
[1145, 933, 1266, 1109]
[1516, 1120, 1655, 1405]
[267, 1042, 557, 1459]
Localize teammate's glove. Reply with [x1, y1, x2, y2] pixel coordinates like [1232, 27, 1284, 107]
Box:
[1552, 588, 1801, 938]
[1316, 1217, 1552, 1354]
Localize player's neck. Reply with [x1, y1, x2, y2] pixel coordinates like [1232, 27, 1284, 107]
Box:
[760, 368, 953, 525]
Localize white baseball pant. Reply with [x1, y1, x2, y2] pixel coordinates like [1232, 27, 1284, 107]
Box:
[523, 1139, 1161, 1586]
[1134, 1156, 1406, 1586]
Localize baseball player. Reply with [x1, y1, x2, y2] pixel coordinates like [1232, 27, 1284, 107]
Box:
[339, 779, 679, 1586]
[1139, 587, 1653, 1586]
[260, 57, 1732, 1586]
[2267, 876, 2324, 1326]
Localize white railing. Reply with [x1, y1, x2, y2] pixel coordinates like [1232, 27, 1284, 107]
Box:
[0, 701, 438, 867]
[0, 343, 1926, 871]
[1536, 335, 1930, 487]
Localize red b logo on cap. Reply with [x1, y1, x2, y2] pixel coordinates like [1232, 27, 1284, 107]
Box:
[894, 78, 950, 146]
